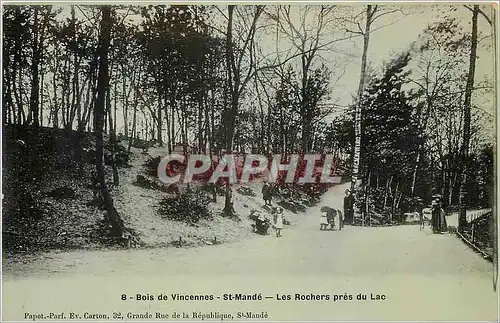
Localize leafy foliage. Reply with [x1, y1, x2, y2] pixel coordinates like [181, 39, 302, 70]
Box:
[360, 52, 420, 178]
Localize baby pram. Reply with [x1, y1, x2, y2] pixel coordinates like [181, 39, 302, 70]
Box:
[252, 213, 271, 235]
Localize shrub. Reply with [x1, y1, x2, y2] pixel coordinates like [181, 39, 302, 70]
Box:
[144, 156, 163, 177]
[158, 190, 213, 225]
[236, 186, 256, 197]
[277, 200, 306, 214]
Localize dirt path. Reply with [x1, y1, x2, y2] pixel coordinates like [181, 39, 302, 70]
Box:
[2, 184, 497, 321]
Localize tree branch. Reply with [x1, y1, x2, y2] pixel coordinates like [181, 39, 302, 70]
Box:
[464, 5, 492, 26]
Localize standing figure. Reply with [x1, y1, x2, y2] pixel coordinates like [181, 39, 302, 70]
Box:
[343, 189, 353, 225]
[320, 212, 329, 230]
[439, 202, 447, 232]
[337, 209, 344, 230]
[262, 181, 272, 206]
[273, 207, 284, 237]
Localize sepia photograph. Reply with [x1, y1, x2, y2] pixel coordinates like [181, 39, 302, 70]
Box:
[1, 2, 499, 322]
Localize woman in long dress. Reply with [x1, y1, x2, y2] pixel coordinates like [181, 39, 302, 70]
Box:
[439, 203, 447, 232]
[431, 202, 446, 233]
[431, 204, 440, 233]
[273, 207, 284, 237]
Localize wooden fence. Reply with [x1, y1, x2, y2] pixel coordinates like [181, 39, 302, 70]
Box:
[452, 208, 493, 261]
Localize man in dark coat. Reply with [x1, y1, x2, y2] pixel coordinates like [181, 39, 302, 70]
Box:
[262, 182, 271, 206]
[343, 189, 353, 225]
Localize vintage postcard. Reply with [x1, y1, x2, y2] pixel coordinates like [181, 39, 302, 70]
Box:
[1, 2, 498, 322]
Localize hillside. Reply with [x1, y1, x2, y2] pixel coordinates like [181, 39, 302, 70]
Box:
[2, 125, 327, 255]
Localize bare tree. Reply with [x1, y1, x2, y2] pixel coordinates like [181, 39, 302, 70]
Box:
[28, 6, 53, 127]
[265, 5, 352, 153]
[408, 18, 471, 197]
[458, 4, 492, 230]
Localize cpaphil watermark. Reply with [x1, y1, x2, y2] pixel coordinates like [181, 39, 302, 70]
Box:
[157, 154, 342, 185]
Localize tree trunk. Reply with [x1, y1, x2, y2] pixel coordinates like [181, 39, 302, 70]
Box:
[113, 74, 118, 136]
[300, 64, 310, 153]
[29, 7, 41, 127]
[128, 80, 139, 154]
[383, 175, 393, 210]
[63, 55, 71, 129]
[122, 64, 129, 138]
[254, 75, 266, 153]
[157, 91, 163, 146]
[81, 55, 98, 132]
[39, 66, 45, 126]
[458, 6, 479, 227]
[351, 5, 374, 199]
[458, 5, 478, 231]
[224, 5, 237, 216]
[171, 96, 175, 151]
[69, 5, 79, 130]
[52, 63, 59, 128]
[411, 151, 421, 196]
[3, 68, 14, 124]
[363, 171, 371, 226]
[94, 6, 125, 238]
[164, 91, 171, 154]
[198, 90, 204, 153]
[107, 86, 119, 185]
[179, 98, 188, 155]
[210, 89, 216, 158]
[391, 180, 399, 223]
[205, 90, 211, 154]
[78, 77, 88, 131]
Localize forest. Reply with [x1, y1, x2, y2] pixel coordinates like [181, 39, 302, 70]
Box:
[2, 4, 496, 250]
